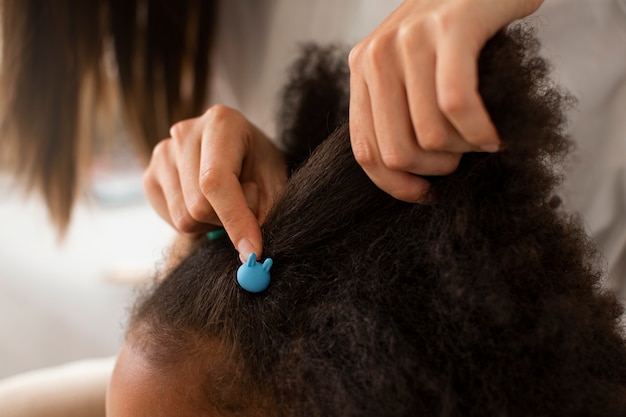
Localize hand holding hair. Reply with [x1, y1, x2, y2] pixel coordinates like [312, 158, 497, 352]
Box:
[143, 105, 287, 262]
[348, 0, 544, 202]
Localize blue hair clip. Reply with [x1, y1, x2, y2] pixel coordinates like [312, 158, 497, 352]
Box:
[237, 253, 273, 293]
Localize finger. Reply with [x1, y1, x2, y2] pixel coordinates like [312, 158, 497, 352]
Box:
[349, 71, 431, 202]
[198, 112, 263, 261]
[367, 52, 462, 176]
[143, 140, 179, 229]
[401, 37, 479, 154]
[435, 30, 500, 151]
[488, 0, 545, 25]
[172, 120, 220, 225]
[366, 53, 421, 169]
[143, 168, 173, 228]
[161, 163, 215, 234]
[431, 0, 545, 149]
[201, 170, 262, 262]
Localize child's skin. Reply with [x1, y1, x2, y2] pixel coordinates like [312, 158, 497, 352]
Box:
[106, 332, 269, 417]
[106, 338, 205, 417]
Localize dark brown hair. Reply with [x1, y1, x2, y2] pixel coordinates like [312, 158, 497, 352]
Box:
[0, 0, 216, 233]
[129, 26, 626, 416]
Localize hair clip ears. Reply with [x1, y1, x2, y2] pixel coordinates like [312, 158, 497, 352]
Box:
[237, 253, 273, 293]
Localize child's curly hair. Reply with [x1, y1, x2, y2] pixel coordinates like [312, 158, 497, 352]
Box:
[129, 25, 626, 416]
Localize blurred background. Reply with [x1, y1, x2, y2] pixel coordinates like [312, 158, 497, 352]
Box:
[0, 162, 174, 379]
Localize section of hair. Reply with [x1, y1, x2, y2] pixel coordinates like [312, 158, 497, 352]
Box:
[277, 44, 350, 174]
[109, 0, 217, 156]
[130, 25, 626, 417]
[0, 0, 216, 233]
[0, 0, 103, 233]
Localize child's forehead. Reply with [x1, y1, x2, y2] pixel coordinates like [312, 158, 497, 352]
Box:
[107, 341, 202, 417]
[107, 332, 263, 417]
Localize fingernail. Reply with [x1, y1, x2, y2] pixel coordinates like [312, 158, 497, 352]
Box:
[237, 238, 255, 263]
[481, 144, 499, 153]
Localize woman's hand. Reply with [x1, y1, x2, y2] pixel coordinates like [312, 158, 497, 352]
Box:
[143, 105, 287, 261]
[349, 0, 543, 201]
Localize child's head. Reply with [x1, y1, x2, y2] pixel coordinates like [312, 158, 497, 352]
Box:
[107, 26, 626, 417]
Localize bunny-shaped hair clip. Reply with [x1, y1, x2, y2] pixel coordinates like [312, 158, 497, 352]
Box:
[237, 253, 273, 293]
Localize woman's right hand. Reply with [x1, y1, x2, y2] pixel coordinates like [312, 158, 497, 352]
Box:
[143, 105, 287, 262]
[348, 0, 544, 202]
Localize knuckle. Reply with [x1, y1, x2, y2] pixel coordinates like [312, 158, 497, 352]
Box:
[418, 126, 449, 151]
[172, 213, 198, 234]
[424, 7, 455, 36]
[186, 196, 212, 223]
[396, 20, 426, 54]
[198, 166, 223, 197]
[350, 33, 392, 74]
[395, 10, 456, 56]
[438, 87, 471, 117]
[434, 11, 452, 32]
[424, 153, 461, 176]
[527, 0, 545, 13]
[150, 138, 170, 159]
[363, 36, 389, 69]
[204, 104, 239, 124]
[348, 43, 363, 70]
[351, 139, 375, 168]
[380, 149, 413, 171]
[169, 118, 195, 141]
[391, 189, 418, 202]
[143, 141, 172, 186]
[386, 182, 425, 203]
[397, 35, 417, 58]
[141, 168, 158, 193]
[435, 154, 461, 175]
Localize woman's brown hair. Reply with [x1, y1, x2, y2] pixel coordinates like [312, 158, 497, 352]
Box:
[0, 0, 217, 233]
[128, 26, 626, 416]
